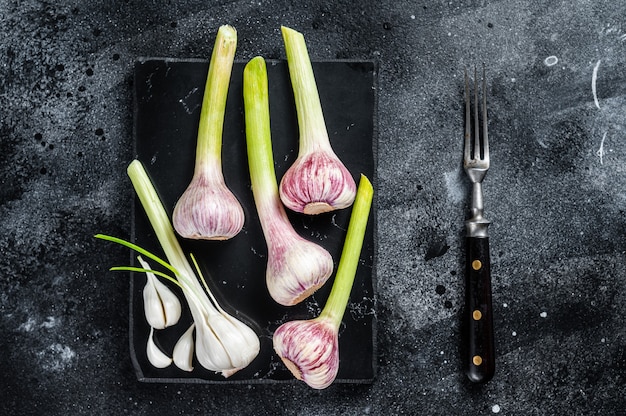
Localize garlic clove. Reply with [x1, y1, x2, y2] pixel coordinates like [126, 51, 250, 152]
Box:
[147, 327, 173, 369]
[172, 172, 245, 240]
[279, 149, 357, 215]
[173, 324, 195, 372]
[272, 317, 339, 389]
[266, 232, 334, 306]
[139, 256, 181, 329]
[188, 301, 235, 372]
[212, 312, 261, 371]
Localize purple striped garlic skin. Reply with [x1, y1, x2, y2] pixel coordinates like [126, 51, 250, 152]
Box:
[272, 317, 339, 389]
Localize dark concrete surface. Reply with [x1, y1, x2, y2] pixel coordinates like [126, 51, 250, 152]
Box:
[1, 1, 624, 415]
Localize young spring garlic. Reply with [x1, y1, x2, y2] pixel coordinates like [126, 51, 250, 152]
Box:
[278, 26, 357, 215]
[172, 24, 245, 240]
[243, 56, 334, 306]
[96, 159, 260, 376]
[273, 174, 373, 389]
[138, 256, 181, 329]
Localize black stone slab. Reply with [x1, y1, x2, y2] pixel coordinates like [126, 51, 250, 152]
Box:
[132, 58, 377, 383]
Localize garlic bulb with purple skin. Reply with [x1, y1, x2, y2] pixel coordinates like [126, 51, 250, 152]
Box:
[278, 26, 357, 215]
[243, 56, 333, 306]
[272, 317, 339, 389]
[273, 174, 373, 389]
[173, 25, 245, 240]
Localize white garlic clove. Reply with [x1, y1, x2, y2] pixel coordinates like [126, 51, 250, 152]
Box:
[147, 327, 172, 369]
[214, 311, 261, 371]
[188, 302, 234, 372]
[173, 324, 195, 372]
[139, 256, 181, 329]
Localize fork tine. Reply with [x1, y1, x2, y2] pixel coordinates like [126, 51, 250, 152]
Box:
[481, 65, 489, 163]
[464, 68, 471, 161]
[473, 66, 480, 161]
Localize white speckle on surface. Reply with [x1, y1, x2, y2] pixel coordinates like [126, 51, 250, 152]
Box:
[18, 317, 37, 332]
[41, 316, 58, 329]
[503, 303, 508, 308]
[38, 343, 76, 372]
[444, 169, 464, 204]
[544, 55, 558, 66]
[596, 131, 607, 164]
[178, 87, 200, 114]
[592, 59, 601, 109]
[410, 14, 415, 19]
[540, 311, 548, 318]
[512, 331, 517, 336]
[492, 404, 501, 413]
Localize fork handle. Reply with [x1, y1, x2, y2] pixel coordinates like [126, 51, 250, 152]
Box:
[464, 236, 495, 383]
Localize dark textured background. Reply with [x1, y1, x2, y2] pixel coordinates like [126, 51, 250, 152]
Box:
[1, 1, 624, 415]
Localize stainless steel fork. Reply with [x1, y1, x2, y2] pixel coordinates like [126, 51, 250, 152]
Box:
[463, 67, 495, 383]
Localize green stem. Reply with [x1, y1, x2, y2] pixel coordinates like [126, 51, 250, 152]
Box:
[243, 57, 276, 197]
[109, 266, 182, 290]
[319, 174, 374, 328]
[281, 26, 331, 154]
[195, 25, 237, 173]
[95, 234, 179, 277]
[243, 56, 290, 226]
[126, 160, 203, 296]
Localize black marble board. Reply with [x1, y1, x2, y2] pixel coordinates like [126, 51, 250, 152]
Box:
[131, 58, 377, 383]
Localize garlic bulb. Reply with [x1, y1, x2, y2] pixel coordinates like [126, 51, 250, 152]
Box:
[243, 56, 333, 306]
[173, 324, 195, 372]
[172, 24, 245, 240]
[273, 317, 339, 389]
[122, 160, 260, 376]
[265, 224, 334, 306]
[279, 150, 357, 215]
[147, 327, 172, 369]
[139, 256, 181, 329]
[278, 26, 356, 215]
[173, 164, 244, 241]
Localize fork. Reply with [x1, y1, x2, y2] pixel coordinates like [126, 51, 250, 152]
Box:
[463, 66, 495, 383]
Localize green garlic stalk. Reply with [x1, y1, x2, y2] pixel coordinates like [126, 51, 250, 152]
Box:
[172, 24, 245, 240]
[272, 174, 374, 389]
[278, 26, 357, 215]
[97, 159, 259, 377]
[243, 56, 334, 306]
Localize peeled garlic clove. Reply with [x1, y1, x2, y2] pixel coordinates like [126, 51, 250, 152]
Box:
[279, 149, 357, 215]
[173, 324, 195, 372]
[139, 256, 182, 329]
[211, 312, 261, 371]
[272, 317, 339, 389]
[187, 301, 235, 373]
[266, 231, 334, 306]
[147, 327, 172, 369]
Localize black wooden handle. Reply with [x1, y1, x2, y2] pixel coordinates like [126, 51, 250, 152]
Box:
[464, 236, 495, 383]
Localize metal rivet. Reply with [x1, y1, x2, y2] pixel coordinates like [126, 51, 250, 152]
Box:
[472, 260, 482, 270]
[473, 310, 482, 320]
[473, 355, 483, 366]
